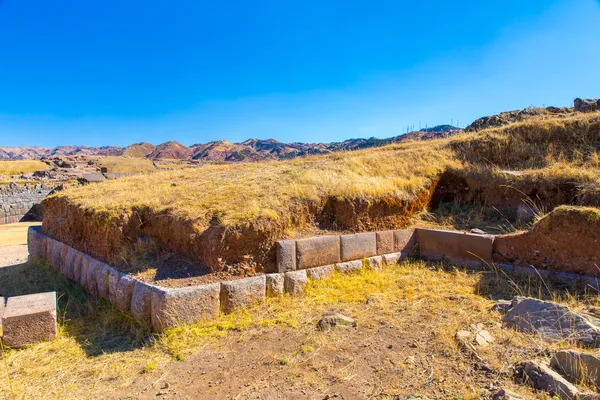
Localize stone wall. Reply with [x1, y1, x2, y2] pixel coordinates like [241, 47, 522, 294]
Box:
[0, 183, 56, 225]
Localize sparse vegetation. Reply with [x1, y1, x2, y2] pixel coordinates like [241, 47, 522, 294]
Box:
[0, 160, 49, 176]
[94, 157, 156, 174]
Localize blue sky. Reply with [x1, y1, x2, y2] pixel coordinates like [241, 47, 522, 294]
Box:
[1, 0, 599, 147]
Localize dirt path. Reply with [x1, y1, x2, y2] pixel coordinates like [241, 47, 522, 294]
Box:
[0, 222, 37, 267]
[0, 244, 28, 267]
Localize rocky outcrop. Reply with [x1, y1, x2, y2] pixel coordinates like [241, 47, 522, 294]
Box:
[574, 98, 599, 113]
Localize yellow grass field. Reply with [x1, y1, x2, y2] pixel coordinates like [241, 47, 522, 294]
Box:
[95, 156, 156, 174]
[0, 160, 49, 176]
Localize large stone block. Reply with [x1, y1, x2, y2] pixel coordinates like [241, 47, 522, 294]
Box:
[1, 292, 57, 347]
[340, 232, 377, 262]
[85, 260, 100, 297]
[79, 254, 92, 291]
[335, 259, 363, 274]
[393, 229, 417, 253]
[72, 251, 84, 283]
[95, 262, 112, 300]
[130, 280, 154, 320]
[376, 230, 394, 255]
[27, 226, 45, 260]
[151, 283, 221, 332]
[416, 228, 493, 266]
[49, 239, 63, 270]
[296, 235, 341, 269]
[284, 270, 308, 295]
[220, 276, 266, 314]
[276, 240, 296, 272]
[266, 273, 284, 297]
[306, 265, 335, 281]
[61, 246, 77, 281]
[107, 268, 123, 306]
[112, 274, 136, 312]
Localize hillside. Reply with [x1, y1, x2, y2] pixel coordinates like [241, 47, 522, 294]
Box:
[122, 142, 155, 158]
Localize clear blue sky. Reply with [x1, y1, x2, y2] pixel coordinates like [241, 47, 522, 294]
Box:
[1, 0, 599, 147]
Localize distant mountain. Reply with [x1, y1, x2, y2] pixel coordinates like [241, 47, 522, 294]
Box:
[0, 125, 462, 162]
[123, 142, 156, 158]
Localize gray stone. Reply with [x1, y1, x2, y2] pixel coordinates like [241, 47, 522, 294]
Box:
[107, 268, 123, 306]
[492, 388, 524, 400]
[284, 270, 308, 295]
[393, 229, 417, 253]
[151, 283, 221, 332]
[276, 240, 296, 272]
[86, 260, 99, 297]
[130, 280, 153, 320]
[27, 226, 45, 260]
[79, 254, 92, 291]
[317, 312, 356, 331]
[72, 251, 84, 283]
[574, 98, 599, 112]
[491, 300, 513, 314]
[1, 292, 57, 347]
[365, 255, 383, 270]
[95, 262, 112, 300]
[504, 297, 600, 348]
[382, 252, 403, 265]
[376, 230, 394, 255]
[49, 239, 62, 270]
[220, 275, 266, 314]
[306, 265, 335, 281]
[265, 273, 284, 297]
[340, 232, 376, 262]
[416, 228, 493, 266]
[61, 246, 77, 281]
[113, 274, 136, 312]
[296, 235, 341, 269]
[516, 360, 579, 400]
[551, 350, 600, 389]
[335, 259, 362, 274]
[0, 297, 4, 331]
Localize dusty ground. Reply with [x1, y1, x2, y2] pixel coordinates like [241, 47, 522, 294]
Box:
[0, 222, 39, 267]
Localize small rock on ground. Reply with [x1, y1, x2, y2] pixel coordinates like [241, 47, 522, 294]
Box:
[317, 312, 356, 331]
[515, 360, 580, 400]
[492, 388, 524, 400]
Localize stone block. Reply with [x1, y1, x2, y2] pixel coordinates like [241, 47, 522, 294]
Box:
[335, 259, 363, 274]
[151, 283, 221, 332]
[306, 265, 335, 281]
[376, 230, 394, 255]
[2, 292, 57, 347]
[393, 229, 417, 253]
[112, 274, 136, 312]
[296, 235, 341, 269]
[72, 251, 84, 283]
[61, 246, 77, 281]
[365, 256, 383, 270]
[130, 280, 154, 320]
[95, 262, 112, 300]
[0, 297, 4, 331]
[41, 237, 51, 262]
[284, 270, 308, 295]
[266, 273, 284, 297]
[107, 268, 123, 306]
[340, 232, 377, 262]
[49, 239, 62, 270]
[86, 260, 99, 297]
[79, 254, 92, 291]
[27, 226, 45, 260]
[416, 228, 493, 266]
[220, 275, 266, 314]
[382, 252, 404, 266]
[551, 350, 600, 388]
[276, 240, 296, 272]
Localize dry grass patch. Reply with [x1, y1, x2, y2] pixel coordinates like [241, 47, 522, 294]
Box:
[0, 160, 48, 176]
[95, 157, 156, 174]
[2, 259, 599, 399]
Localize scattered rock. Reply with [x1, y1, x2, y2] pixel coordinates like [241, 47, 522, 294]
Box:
[470, 228, 487, 235]
[574, 98, 599, 113]
[515, 360, 580, 400]
[504, 297, 600, 348]
[491, 300, 513, 314]
[551, 350, 600, 389]
[317, 312, 356, 331]
[492, 388, 524, 400]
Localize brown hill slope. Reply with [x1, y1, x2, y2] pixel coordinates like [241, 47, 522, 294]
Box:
[123, 142, 156, 158]
[147, 141, 191, 160]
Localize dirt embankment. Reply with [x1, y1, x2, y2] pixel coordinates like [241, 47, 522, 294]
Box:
[493, 206, 600, 277]
[41, 181, 440, 276]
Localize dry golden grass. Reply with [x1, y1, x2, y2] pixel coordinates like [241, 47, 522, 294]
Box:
[0, 160, 48, 176]
[52, 140, 458, 226]
[1, 259, 596, 399]
[95, 157, 156, 174]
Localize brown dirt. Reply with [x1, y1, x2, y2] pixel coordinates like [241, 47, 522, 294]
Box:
[493, 206, 600, 277]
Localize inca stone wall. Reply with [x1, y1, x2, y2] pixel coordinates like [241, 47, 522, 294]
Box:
[0, 183, 56, 225]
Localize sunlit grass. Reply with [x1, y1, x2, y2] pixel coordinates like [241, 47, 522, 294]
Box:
[0, 160, 49, 176]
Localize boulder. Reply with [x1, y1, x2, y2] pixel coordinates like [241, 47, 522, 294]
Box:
[516, 360, 579, 400]
[266, 273, 284, 297]
[306, 265, 335, 281]
[504, 297, 600, 348]
[284, 270, 308, 295]
[491, 299, 513, 314]
[151, 284, 221, 332]
[1, 292, 57, 347]
[551, 350, 600, 389]
[574, 98, 599, 112]
[317, 312, 356, 331]
[220, 275, 266, 314]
